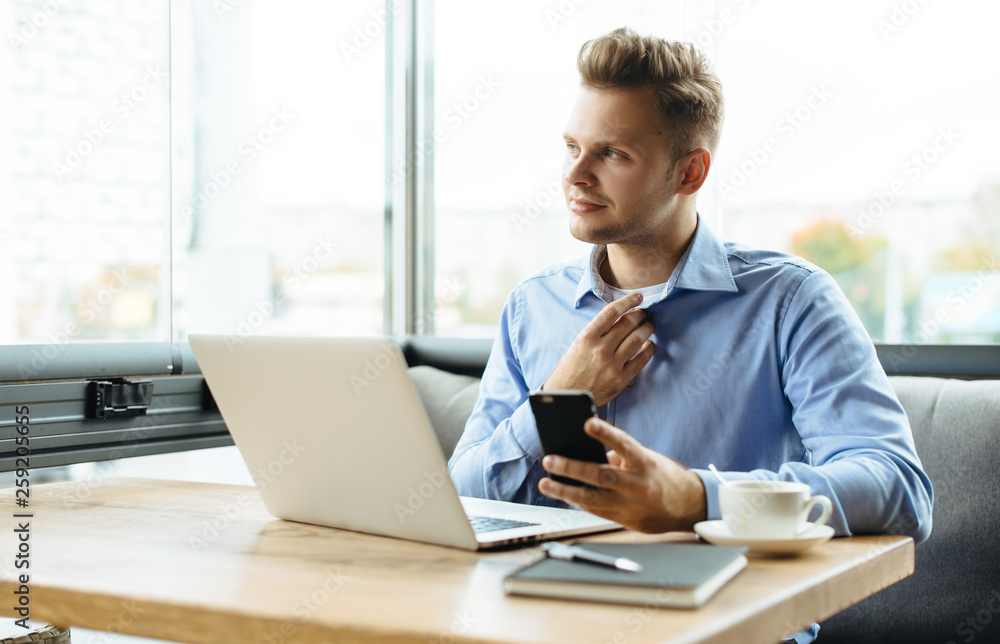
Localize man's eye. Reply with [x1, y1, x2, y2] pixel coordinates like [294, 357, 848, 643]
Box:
[604, 149, 623, 159]
[565, 143, 579, 154]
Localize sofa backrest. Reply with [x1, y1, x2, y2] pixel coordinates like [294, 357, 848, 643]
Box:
[408, 365, 481, 460]
[821, 376, 1000, 643]
[409, 367, 1000, 643]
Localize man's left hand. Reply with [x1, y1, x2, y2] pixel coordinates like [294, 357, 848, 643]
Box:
[538, 417, 707, 533]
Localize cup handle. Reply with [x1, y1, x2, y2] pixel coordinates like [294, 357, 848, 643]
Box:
[798, 495, 833, 533]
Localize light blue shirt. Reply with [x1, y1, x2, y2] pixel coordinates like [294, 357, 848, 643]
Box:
[448, 217, 933, 545]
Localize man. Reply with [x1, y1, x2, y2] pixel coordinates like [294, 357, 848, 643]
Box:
[448, 27, 932, 636]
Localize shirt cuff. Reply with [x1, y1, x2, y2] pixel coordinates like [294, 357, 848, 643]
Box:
[783, 623, 820, 643]
[693, 469, 722, 521]
[508, 400, 544, 462]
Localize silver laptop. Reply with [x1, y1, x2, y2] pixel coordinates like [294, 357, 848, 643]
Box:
[188, 334, 620, 550]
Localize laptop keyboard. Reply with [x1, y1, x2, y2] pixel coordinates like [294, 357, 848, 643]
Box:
[468, 515, 540, 534]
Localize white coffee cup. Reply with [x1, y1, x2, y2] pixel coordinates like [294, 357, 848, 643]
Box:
[718, 480, 833, 539]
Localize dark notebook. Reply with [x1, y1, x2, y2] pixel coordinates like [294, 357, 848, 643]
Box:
[504, 542, 748, 608]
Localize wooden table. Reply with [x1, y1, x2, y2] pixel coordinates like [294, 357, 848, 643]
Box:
[0, 478, 913, 644]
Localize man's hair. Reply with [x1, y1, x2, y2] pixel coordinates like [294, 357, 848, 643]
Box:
[577, 27, 724, 164]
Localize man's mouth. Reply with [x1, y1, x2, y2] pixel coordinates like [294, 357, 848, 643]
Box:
[569, 199, 607, 214]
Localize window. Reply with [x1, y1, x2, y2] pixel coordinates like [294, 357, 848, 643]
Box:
[171, 0, 386, 341]
[429, 0, 1000, 345]
[3, 0, 386, 351]
[4, 0, 169, 345]
[712, 0, 1000, 345]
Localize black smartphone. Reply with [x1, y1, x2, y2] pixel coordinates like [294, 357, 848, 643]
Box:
[529, 390, 607, 487]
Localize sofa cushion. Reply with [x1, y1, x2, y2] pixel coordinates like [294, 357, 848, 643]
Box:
[408, 365, 480, 460]
[821, 376, 1000, 643]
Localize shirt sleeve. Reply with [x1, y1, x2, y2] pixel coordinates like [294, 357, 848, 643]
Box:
[695, 270, 934, 543]
[447, 289, 555, 505]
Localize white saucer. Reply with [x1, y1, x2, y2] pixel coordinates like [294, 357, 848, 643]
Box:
[694, 520, 835, 555]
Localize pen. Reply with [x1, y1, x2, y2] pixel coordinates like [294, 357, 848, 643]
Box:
[541, 542, 643, 573]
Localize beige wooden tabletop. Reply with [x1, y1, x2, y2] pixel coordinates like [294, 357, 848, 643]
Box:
[0, 478, 913, 644]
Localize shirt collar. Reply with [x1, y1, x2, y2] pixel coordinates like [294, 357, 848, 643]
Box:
[574, 215, 738, 308]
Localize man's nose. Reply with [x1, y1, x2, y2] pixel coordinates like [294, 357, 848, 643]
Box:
[563, 154, 594, 186]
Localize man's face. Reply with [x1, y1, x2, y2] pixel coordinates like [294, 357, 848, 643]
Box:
[561, 86, 683, 248]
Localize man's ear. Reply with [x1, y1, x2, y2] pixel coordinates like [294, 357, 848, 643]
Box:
[676, 147, 712, 195]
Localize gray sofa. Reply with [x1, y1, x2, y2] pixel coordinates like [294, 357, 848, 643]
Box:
[408, 366, 1000, 644]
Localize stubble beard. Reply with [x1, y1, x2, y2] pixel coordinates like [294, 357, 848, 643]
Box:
[568, 211, 662, 252]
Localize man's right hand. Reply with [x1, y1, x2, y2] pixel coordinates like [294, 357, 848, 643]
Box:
[541, 292, 656, 407]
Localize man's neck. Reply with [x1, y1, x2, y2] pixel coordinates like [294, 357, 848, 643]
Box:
[599, 213, 698, 290]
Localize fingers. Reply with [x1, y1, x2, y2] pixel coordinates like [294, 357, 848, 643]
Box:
[540, 418, 647, 492]
[541, 454, 619, 489]
[544, 293, 656, 406]
[612, 316, 654, 358]
[538, 473, 613, 512]
[584, 292, 644, 337]
[588, 296, 655, 371]
[584, 418, 646, 466]
[619, 325, 656, 365]
[622, 338, 656, 378]
[541, 422, 706, 533]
